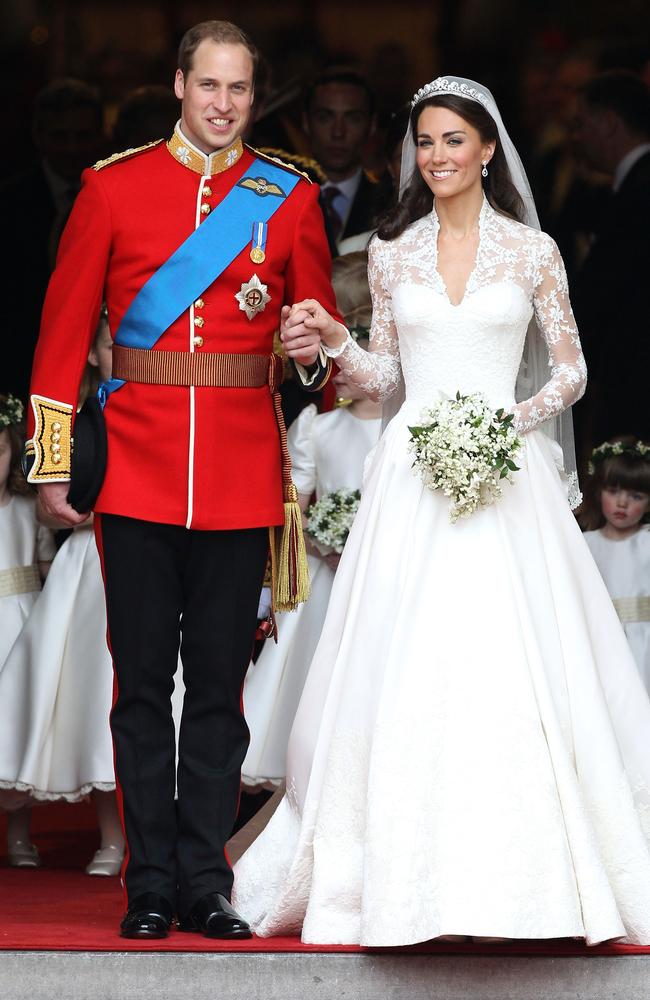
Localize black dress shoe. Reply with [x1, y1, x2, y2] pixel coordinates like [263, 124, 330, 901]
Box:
[178, 892, 252, 939]
[120, 892, 175, 939]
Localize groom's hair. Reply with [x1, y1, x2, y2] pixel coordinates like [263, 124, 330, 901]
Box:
[177, 20, 259, 82]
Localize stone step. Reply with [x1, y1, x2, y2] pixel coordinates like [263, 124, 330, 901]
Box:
[2, 950, 649, 1000]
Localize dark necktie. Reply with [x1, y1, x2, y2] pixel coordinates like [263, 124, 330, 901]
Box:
[322, 185, 343, 243]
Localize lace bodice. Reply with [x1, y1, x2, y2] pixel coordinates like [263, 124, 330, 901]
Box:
[327, 199, 586, 433]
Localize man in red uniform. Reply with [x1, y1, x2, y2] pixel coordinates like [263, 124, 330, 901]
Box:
[26, 21, 345, 939]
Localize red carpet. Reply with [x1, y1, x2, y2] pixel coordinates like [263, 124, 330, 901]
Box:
[2, 801, 650, 955]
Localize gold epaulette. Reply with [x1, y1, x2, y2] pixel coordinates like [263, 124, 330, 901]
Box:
[27, 395, 74, 483]
[246, 145, 313, 184]
[92, 139, 164, 171]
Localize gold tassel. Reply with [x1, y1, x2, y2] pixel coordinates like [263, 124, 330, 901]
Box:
[270, 483, 311, 612]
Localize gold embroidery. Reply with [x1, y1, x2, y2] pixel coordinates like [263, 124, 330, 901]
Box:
[255, 147, 323, 183]
[247, 145, 312, 183]
[167, 129, 243, 176]
[93, 140, 163, 171]
[27, 396, 73, 482]
[237, 176, 286, 198]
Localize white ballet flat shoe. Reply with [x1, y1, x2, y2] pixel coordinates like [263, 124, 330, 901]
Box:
[8, 840, 42, 868]
[85, 845, 124, 877]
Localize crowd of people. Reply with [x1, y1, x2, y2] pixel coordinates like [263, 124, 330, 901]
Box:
[0, 16, 649, 947]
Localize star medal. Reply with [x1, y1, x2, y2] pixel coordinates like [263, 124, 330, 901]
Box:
[235, 274, 271, 320]
[250, 221, 267, 264]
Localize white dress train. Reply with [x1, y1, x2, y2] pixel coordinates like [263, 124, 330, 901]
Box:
[233, 199, 650, 946]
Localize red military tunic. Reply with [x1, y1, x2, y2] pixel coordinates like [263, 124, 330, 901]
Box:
[27, 127, 338, 530]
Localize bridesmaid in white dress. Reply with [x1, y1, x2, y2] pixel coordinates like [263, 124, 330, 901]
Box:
[0, 395, 55, 867]
[0, 316, 125, 876]
[242, 254, 382, 789]
[580, 438, 650, 691]
[233, 77, 650, 946]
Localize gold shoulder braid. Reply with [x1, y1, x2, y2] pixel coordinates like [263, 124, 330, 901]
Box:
[255, 147, 326, 184]
[247, 145, 313, 184]
[93, 139, 164, 171]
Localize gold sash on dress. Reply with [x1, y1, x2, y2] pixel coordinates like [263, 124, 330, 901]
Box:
[0, 564, 41, 598]
[613, 596, 650, 624]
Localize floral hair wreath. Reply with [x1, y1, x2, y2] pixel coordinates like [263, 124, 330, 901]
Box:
[0, 393, 24, 429]
[588, 439, 650, 475]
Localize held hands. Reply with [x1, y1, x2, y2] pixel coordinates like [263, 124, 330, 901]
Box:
[38, 482, 90, 527]
[280, 299, 347, 364]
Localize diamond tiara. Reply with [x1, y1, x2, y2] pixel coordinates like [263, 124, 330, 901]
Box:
[411, 77, 489, 109]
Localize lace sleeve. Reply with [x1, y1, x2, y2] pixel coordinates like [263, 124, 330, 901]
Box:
[324, 238, 402, 402]
[512, 235, 587, 434]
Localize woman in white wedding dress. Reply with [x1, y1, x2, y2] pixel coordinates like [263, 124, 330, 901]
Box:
[232, 77, 650, 946]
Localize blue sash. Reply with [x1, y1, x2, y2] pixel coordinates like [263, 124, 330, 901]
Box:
[99, 158, 301, 404]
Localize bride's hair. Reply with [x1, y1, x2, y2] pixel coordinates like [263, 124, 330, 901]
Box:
[377, 94, 525, 241]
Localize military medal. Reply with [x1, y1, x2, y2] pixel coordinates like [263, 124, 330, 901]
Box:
[250, 221, 267, 264]
[235, 274, 271, 320]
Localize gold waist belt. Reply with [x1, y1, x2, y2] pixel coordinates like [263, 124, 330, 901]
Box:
[613, 596, 650, 623]
[112, 345, 271, 388]
[0, 564, 41, 598]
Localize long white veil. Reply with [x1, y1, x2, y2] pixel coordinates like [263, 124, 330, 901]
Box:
[385, 75, 580, 507]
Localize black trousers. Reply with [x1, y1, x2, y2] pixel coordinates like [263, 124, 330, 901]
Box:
[96, 514, 268, 914]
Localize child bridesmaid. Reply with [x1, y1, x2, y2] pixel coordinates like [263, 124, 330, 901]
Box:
[0, 311, 125, 874]
[0, 393, 55, 866]
[579, 437, 650, 692]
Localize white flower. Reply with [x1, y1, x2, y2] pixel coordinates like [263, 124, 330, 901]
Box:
[408, 391, 522, 523]
[306, 489, 361, 553]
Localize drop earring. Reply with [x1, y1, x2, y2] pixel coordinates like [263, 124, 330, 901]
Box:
[481, 160, 489, 178]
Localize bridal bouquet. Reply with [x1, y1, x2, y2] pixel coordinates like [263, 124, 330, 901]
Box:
[408, 392, 522, 522]
[306, 489, 361, 554]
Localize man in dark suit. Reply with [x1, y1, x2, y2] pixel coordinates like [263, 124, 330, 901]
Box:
[0, 79, 104, 403]
[303, 69, 380, 255]
[570, 72, 650, 462]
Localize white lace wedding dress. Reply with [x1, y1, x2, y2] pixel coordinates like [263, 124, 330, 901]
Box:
[233, 199, 650, 946]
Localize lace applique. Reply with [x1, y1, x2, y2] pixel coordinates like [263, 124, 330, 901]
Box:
[567, 471, 583, 511]
[332, 199, 587, 433]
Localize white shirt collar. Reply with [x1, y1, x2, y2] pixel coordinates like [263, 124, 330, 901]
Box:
[613, 143, 650, 192]
[322, 168, 363, 203]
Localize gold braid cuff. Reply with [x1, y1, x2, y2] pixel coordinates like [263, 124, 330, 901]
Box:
[27, 395, 73, 483]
